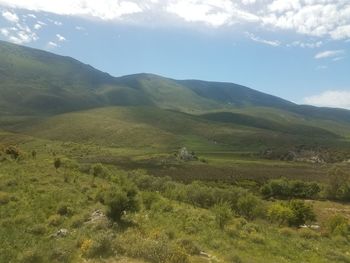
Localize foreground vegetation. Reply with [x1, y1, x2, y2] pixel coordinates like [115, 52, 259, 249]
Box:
[1, 136, 350, 263]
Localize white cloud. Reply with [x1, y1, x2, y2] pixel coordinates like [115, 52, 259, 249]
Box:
[332, 56, 344, 62]
[6, 29, 38, 44]
[48, 41, 58, 47]
[330, 25, 350, 40]
[304, 90, 350, 110]
[27, 13, 36, 18]
[2, 10, 19, 23]
[314, 50, 345, 59]
[0, 0, 143, 20]
[0, 0, 350, 41]
[166, 0, 234, 27]
[33, 23, 41, 30]
[246, 32, 281, 46]
[56, 33, 66, 41]
[0, 27, 9, 36]
[75, 26, 85, 31]
[289, 40, 323, 48]
[0, 11, 39, 44]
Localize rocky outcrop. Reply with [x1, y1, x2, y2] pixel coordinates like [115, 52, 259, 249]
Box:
[177, 147, 198, 161]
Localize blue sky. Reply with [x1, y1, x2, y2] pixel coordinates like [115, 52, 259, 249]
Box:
[0, 0, 349, 109]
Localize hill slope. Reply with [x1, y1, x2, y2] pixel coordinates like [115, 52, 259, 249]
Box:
[1, 40, 349, 120]
[1, 40, 350, 156]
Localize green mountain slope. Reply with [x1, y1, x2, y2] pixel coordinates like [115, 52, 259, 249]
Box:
[1, 40, 349, 120]
[1, 40, 350, 155]
[6, 106, 348, 156]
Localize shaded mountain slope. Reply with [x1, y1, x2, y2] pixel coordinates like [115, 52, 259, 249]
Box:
[1, 40, 350, 153]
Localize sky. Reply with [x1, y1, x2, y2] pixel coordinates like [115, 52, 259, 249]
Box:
[0, 0, 349, 109]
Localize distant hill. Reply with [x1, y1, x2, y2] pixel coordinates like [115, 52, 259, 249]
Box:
[0, 40, 349, 119]
[0, 40, 350, 155]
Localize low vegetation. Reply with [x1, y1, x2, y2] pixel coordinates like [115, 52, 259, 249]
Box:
[1, 140, 350, 263]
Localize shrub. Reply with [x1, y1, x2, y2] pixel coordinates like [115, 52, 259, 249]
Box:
[249, 233, 265, 244]
[261, 178, 320, 199]
[278, 227, 295, 237]
[115, 229, 189, 263]
[326, 250, 350, 263]
[142, 191, 161, 210]
[212, 202, 232, 229]
[268, 203, 295, 226]
[177, 239, 201, 255]
[70, 215, 85, 228]
[326, 167, 350, 201]
[90, 163, 107, 179]
[298, 228, 320, 239]
[4, 145, 22, 160]
[268, 200, 315, 227]
[29, 224, 47, 235]
[105, 185, 140, 222]
[19, 250, 44, 263]
[287, 200, 316, 226]
[236, 193, 262, 220]
[48, 214, 63, 226]
[81, 233, 113, 258]
[57, 204, 73, 216]
[227, 254, 243, 263]
[326, 214, 349, 237]
[0, 191, 10, 205]
[54, 158, 62, 170]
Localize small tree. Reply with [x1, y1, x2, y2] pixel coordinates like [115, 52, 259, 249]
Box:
[236, 193, 262, 220]
[287, 200, 315, 226]
[91, 163, 104, 177]
[212, 202, 232, 229]
[327, 167, 350, 201]
[268, 203, 295, 226]
[326, 214, 349, 236]
[54, 158, 61, 171]
[5, 146, 22, 160]
[105, 185, 140, 222]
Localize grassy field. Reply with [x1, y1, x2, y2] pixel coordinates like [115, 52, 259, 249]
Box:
[1, 130, 350, 262]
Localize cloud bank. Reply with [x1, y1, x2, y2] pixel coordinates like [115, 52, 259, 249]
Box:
[304, 90, 350, 110]
[0, 0, 349, 40]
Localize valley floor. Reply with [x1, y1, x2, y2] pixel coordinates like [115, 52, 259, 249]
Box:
[1, 133, 350, 263]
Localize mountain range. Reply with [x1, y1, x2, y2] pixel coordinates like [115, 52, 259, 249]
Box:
[1, 40, 350, 156]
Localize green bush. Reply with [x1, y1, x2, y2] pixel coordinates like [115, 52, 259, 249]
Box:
[82, 233, 114, 258]
[142, 191, 161, 210]
[326, 214, 349, 236]
[0, 191, 10, 205]
[326, 167, 350, 201]
[212, 202, 232, 229]
[268, 200, 315, 227]
[278, 227, 295, 237]
[249, 232, 265, 244]
[57, 203, 74, 216]
[105, 185, 140, 222]
[4, 145, 23, 160]
[115, 229, 189, 263]
[288, 200, 316, 226]
[29, 224, 47, 235]
[47, 214, 63, 226]
[236, 193, 262, 220]
[261, 178, 320, 199]
[19, 250, 44, 263]
[177, 239, 201, 255]
[268, 203, 295, 226]
[298, 228, 320, 239]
